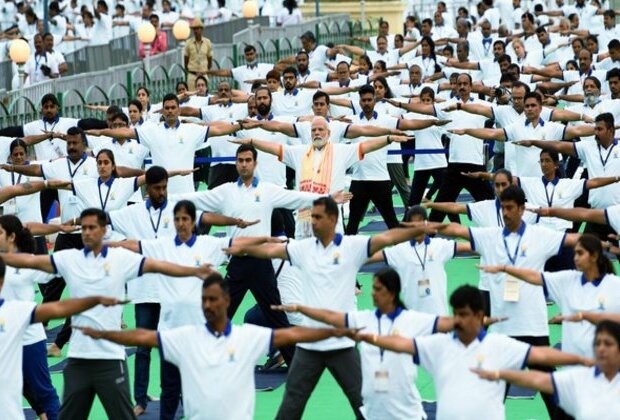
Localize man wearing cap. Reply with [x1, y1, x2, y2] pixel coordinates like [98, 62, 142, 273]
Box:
[184, 18, 212, 89]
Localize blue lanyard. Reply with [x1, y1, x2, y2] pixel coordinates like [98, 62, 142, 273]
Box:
[598, 142, 616, 167]
[11, 172, 22, 186]
[148, 207, 164, 237]
[98, 179, 114, 211]
[503, 231, 524, 266]
[66, 156, 86, 179]
[413, 242, 428, 272]
[377, 317, 395, 362]
[544, 182, 556, 207]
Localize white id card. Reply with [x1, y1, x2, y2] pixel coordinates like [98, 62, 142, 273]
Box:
[374, 370, 389, 392]
[503, 276, 520, 302]
[2, 198, 17, 215]
[418, 279, 431, 298]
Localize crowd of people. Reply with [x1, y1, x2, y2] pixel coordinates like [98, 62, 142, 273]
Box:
[1, 0, 620, 419]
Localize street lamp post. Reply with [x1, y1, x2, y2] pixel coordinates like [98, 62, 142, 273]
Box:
[137, 23, 157, 75]
[242, 0, 258, 46]
[9, 39, 31, 89]
[172, 19, 191, 64]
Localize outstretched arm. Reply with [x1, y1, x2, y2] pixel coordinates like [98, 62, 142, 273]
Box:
[35, 296, 128, 323]
[478, 265, 543, 285]
[357, 332, 416, 355]
[0, 163, 43, 177]
[369, 222, 441, 255]
[273, 326, 354, 348]
[585, 176, 620, 190]
[345, 124, 402, 139]
[423, 202, 468, 214]
[75, 327, 159, 348]
[141, 259, 217, 279]
[0, 180, 69, 203]
[85, 127, 137, 139]
[386, 99, 435, 115]
[513, 140, 576, 156]
[228, 138, 281, 157]
[0, 252, 55, 273]
[536, 207, 606, 224]
[435, 222, 471, 240]
[448, 128, 506, 141]
[472, 368, 554, 394]
[271, 304, 346, 327]
[564, 125, 595, 139]
[527, 345, 592, 367]
[224, 242, 289, 260]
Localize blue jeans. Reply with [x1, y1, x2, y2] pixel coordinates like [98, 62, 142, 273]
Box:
[133, 303, 160, 409]
[23, 340, 60, 420]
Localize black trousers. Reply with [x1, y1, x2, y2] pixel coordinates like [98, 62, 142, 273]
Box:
[225, 256, 294, 364]
[429, 163, 494, 222]
[408, 167, 448, 207]
[59, 358, 133, 420]
[508, 336, 557, 418]
[346, 180, 399, 234]
[39, 189, 58, 222]
[41, 233, 83, 346]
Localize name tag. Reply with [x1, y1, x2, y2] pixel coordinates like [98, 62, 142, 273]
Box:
[67, 195, 79, 205]
[53, 144, 63, 157]
[418, 279, 431, 298]
[374, 370, 389, 392]
[503, 275, 520, 302]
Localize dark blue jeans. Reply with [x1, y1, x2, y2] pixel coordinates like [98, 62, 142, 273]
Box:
[23, 339, 60, 420]
[133, 303, 160, 409]
[160, 359, 182, 420]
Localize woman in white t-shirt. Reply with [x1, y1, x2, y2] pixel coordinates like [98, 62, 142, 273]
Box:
[480, 234, 620, 358]
[272, 267, 457, 420]
[0, 215, 78, 419]
[276, 0, 303, 26]
[472, 320, 620, 420]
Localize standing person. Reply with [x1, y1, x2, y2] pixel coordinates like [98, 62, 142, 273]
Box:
[479, 233, 620, 359]
[205, 45, 274, 93]
[0, 259, 128, 420]
[171, 144, 352, 365]
[0, 127, 98, 356]
[75, 273, 356, 420]
[224, 196, 441, 419]
[436, 186, 581, 417]
[472, 320, 620, 420]
[0, 207, 218, 420]
[515, 112, 620, 238]
[355, 285, 593, 420]
[110, 199, 276, 419]
[394, 73, 495, 222]
[271, 267, 454, 419]
[367, 205, 472, 316]
[184, 18, 212, 90]
[85, 94, 242, 194]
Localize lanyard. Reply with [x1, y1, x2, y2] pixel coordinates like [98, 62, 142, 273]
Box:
[413, 241, 428, 272]
[421, 57, 432, 76]
[503, 231, 524, 266]
[598, 143, 616, 168]
[496, 205, 504, 227]
[377, 317, 395, 362]
[66, 156, 86, 179]
[43, 118, 58, 133]
[482, 40, 492, 56]
[544, 182, 556, 207]
[148, 207, 164, 237]
[98, 179, 113, 211]
[11, 172, 22, 186]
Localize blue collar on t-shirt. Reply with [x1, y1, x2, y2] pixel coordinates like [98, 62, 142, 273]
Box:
[315, 232, 343, 246]
[374, 306, 403, 321]
[174, 234, 197, 247]
[502, 221, 526, 237]
[83, 245, 109, 258]
[236, 176, 259, 187]
[206, 319, 232, 337]
[580, 273, 604, 287]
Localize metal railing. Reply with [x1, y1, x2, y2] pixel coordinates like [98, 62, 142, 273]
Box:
[0, 15, 379, 127]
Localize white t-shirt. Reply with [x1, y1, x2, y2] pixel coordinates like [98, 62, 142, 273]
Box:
[470, 223, 564, 336]
[158, 323, 272, 420]
[0, 268, 53, 345]
[519, 177, 586, 231]
[503, 119, 566, 176]
[72, 176, 139, 212]
[347, 308, 438, 420]
[383, 237, 455, 316]
[543, 270, 620, 358]
[0, 299, 37, 420]
[51, 246, 145, 359]
[349, 112, 399, 181]
[414, 331, 530, 420]
[109, 199, 178, 304]
[271, 89, 314, 117]
[136, 121, 212, 194]
[552, 366, 620, 420]
[574, 139, 620, 208]
[172, 179, 323, 237]
[286, 234, 370, 351]
[23, 117, 79, 160]
[293, 120, 351, 145]
[140, 235, 230, 330]
[402, 112, 447, 171]
[41, 155, 98, 224]
[24, 52, 59, 85]
[306, 45, 330, 72]
[200, 104, 248, 167]
[435, 98, 487, 165]
[0, 170, 43, 223]
[231, 63, 273, 93]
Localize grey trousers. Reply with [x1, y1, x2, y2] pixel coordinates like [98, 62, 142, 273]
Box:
[59, 358, 134, 420]
[388, 162, 411, 205]
[276, 347, 363, 420]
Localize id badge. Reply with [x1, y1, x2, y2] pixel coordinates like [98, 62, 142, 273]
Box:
[503, 275, 520, 302]
[374, 370, 389, 392]
[53, 144, 63, 157]
[418, 279, 431, 298]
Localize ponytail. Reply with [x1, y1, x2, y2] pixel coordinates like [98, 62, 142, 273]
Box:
[0, 215, 35, 253]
